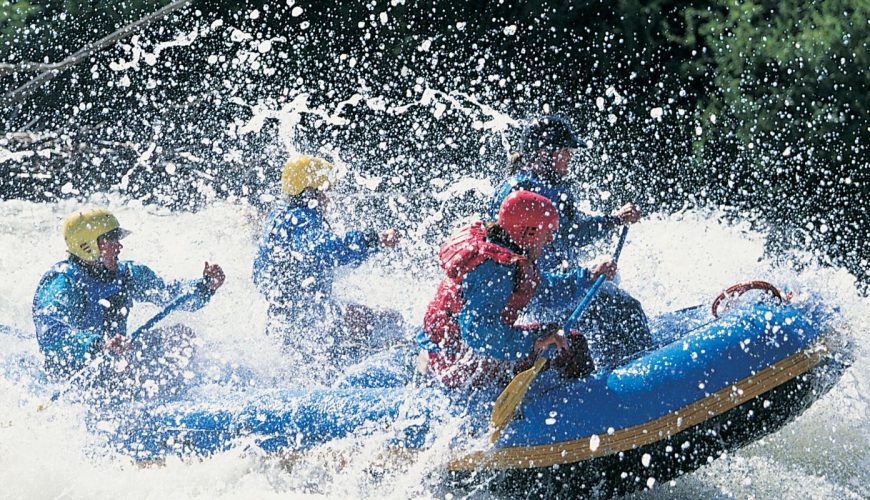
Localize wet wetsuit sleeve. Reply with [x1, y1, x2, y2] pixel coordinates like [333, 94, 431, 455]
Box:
[288, 210, 375, 267]
[565, 212, 620, 248]
[126, 263, 212, 312]
[290, 209, 376, 268]
[532, 268, 596, 312]
[298, 215, 378, 267]
[315, 230, 376, 267]
[457, 260, 535, 360]
[32, 273, 101, 364]
[252, 208, 375, 301]
[252, 211, 293, 296]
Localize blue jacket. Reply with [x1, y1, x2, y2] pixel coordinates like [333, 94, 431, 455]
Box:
[32, 258, 212, 377]
[252, 201, 379, 310]
[418, 258, 596, 360]
[490, 170, 619, 271]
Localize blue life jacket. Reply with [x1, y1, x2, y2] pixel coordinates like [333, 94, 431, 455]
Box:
[252, 200, 378, 312]
[490, 170, 619, 271]
[32, 258, 210, 377]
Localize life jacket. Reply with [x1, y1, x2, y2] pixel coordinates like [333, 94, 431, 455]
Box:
[34, 259, 134, 340]
[422, 221, 540, 352]
[490, 171, 576, 225]
[253, 203, 366, 303]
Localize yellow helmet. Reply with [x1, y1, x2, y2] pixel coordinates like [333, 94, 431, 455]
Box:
[62, 208, 131, 262]
[281, 155, 336, 196]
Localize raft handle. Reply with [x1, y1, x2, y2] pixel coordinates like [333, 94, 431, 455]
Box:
[711, 280, 790, 318]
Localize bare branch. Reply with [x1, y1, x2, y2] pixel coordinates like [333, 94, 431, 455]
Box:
[1, 0, 191, 108]
[0, 62, 65, 75]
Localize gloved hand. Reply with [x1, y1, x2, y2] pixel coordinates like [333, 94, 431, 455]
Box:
[551, 331, 595, 379]
[379, 229, 401, 248]
[611, 203, 642, 225]
[589, 260, 617, 282]
[532, 322, 568, 354]
[103, 334, 132, 355]
[202, 261, 225, 291]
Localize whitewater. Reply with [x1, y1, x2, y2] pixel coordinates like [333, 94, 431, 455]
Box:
[0, 194, 867, 499]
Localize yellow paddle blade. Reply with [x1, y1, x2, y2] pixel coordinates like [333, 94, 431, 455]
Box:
[489, 357, 548, 443]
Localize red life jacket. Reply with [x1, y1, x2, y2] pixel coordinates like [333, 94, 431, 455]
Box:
[422, 221, 540, 352]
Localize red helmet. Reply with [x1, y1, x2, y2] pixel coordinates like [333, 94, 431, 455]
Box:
[497, 191, 560, 249]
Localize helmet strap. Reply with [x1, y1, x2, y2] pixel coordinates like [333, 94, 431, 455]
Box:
[486, 224, 526, 255]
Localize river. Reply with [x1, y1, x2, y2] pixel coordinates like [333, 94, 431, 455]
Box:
[0, 197, 867, 498]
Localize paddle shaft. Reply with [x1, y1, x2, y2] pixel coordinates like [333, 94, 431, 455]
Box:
[563, 225, 629, 332]
[490, 226, 630, 440]
[128, 291, 196, 341]
[41, 291, 197, 407]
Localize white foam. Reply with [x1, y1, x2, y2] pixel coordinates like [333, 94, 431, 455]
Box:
[1, 198, 868, 497]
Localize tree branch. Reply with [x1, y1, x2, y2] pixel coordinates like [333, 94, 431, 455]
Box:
[1, 0, 191, 108]
[0, 62, 65, 75]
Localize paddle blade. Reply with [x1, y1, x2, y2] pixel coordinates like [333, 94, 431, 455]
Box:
[489, 357, 548, 443]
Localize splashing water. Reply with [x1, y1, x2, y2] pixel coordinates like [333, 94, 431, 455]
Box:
[2, 5, 868, 497]
[0, 196, 868, 498]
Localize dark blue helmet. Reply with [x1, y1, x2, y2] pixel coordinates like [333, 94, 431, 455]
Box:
[520, 115, 581, 154]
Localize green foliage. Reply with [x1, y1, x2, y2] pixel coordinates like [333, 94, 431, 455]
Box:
[685, 0, 868, 166]
[672, 0, 870, 273]
[0, 1, 41, 44]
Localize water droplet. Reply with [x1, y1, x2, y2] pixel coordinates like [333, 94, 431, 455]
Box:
[589, 434, 600, 451]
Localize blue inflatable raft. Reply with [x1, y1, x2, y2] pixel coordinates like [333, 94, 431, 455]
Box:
[97, 288, 847, 496]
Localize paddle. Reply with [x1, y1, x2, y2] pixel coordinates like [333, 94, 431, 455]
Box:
[36, 291, 197, 412]
[490, 226, 629, 443]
